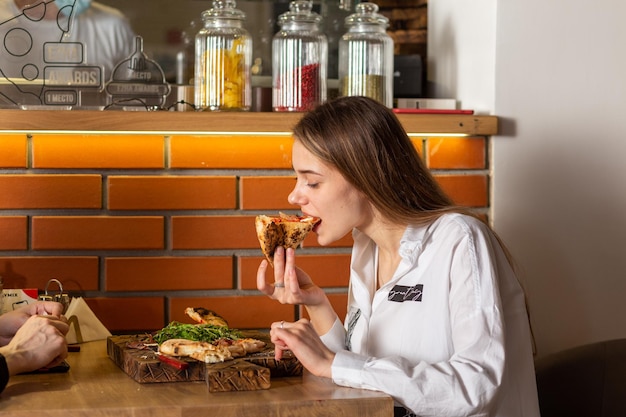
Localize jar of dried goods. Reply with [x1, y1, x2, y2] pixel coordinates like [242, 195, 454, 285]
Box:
[272, 0, 327, 112]
[194, 0, 252, 111]
[338, 2, 393, 107]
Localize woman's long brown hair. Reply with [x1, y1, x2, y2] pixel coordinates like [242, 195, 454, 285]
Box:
[293, 96, 461, 225]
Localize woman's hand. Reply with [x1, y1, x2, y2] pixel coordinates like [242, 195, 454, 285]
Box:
[257, 247, 328, 306]
[270, 318, 335, 379]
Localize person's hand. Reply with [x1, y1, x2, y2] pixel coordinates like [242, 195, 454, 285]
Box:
[0, 301, 67, 346]
[257, 247, 328, 306]
[21, 300, 65, 317]
[270, 318, 335, 379]
[0, 314, 69, 375]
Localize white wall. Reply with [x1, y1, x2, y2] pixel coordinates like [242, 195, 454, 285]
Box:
[428, 0, 497, 114]
[430, 0, 626, 358]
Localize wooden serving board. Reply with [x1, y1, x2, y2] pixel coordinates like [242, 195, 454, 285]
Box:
[106, 332, 302, 392]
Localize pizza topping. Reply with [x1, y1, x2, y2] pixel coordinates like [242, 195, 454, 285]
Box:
[153, 321, 242, 344]
[152, 309, 267, 363]
[255, 212, 320, 266]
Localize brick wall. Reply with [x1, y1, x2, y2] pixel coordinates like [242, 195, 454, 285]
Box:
[0, 131, 488, 333]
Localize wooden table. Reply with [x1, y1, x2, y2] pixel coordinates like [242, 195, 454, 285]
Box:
[0, 340, 394, 416]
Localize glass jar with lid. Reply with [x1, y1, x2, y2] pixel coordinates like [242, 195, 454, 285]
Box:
[272, 0, 327, 112]
[194, 0, 252, 111]
[338, 2, 394, 108]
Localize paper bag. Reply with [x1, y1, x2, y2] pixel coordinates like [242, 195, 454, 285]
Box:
[65, 297, 111, 344]
[1, 289, 38, 315]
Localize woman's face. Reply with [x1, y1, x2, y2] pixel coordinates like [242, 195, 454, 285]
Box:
[288, 140, 371, 246]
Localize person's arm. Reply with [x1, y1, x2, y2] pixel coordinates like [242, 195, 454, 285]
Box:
[0, 301, 69, 392]
[0, 353, 9, 393]
[280, 221, 523, 416]
[323, 222, 512, 415]
[0, 301, 65, 346]
[0, 314, 68, 376]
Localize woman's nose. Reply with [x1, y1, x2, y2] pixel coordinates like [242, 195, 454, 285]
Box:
[288, 187, 302, 206]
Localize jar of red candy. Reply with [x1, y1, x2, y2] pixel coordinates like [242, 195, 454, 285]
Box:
[272, 0, 327, 112]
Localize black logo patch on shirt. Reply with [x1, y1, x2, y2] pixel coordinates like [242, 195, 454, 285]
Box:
[388, 284, 423, 302]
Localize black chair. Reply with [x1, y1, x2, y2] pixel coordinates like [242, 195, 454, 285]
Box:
[535, 338, 626, 417]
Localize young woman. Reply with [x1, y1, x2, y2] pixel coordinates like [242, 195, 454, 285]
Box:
[257, 96, 539, 416]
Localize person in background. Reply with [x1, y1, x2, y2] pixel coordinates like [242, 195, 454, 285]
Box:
[0, 0, 135, 106]
[257, 96, 540, 416]
[0, 301, 69, 394]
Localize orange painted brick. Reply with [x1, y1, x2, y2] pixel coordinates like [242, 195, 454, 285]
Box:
[0, 135, 27, 168]
[170, 134, 293, 169]
[0, 216, 27, 250]
[410, 137, 425, 159]
[435, 174, 488, 207]
[240, 254, 351, 290]
[0, 175, 101, 209]
[32, 134, 164, 169]
[240, 176, 300, 210]
[108, 176, 236, 210]
[106, 257, 233, 291]
[32, 216, 164, 250]
[300, 293, 348, 323]
[426, 137, 486, 169]
[85, 297, 165, 333]
[0, 256, 99, 291]
[170, 296, 295, 329]
[172, 215, 258, 249]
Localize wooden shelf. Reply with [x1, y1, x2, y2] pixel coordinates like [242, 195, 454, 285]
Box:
[0, 110, 497, 136]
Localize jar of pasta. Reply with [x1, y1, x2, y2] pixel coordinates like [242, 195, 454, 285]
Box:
[272, 0, 327, 112]
[338, 2, 394, 107]
[194, 0, 252, 111]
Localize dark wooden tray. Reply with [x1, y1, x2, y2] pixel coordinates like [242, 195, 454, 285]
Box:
[106, 332, 302, 392]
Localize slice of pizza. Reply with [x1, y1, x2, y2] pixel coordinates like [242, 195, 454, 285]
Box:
[185, 307, 229, 327]
[215, 337, 267, 358]
[255, 212, 320, 267]
[159, 338, 233, 363]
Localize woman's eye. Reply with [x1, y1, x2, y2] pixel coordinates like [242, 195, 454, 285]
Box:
[306, 182, 319, 189]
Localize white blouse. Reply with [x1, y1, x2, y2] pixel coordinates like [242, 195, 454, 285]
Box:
[320, 213, 540, 417]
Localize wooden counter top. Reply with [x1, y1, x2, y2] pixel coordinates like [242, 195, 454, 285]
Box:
[0, 340, 393, 417]
[0, 109, 497, 135]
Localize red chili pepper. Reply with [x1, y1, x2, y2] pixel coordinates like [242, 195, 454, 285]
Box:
[157, 353, 189, 370]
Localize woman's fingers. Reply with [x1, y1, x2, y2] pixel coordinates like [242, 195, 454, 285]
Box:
[257, 247, 306, 303]
[270, 320, 289, 361]
[256, 259, 271, 294]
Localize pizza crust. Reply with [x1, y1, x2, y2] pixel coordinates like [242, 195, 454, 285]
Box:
[215, 337, 267, 358]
